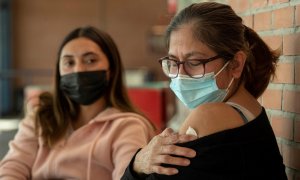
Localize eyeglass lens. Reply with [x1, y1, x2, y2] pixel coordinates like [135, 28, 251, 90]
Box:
[161, 59, 205, 78]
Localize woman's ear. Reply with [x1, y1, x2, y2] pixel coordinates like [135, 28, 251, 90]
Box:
[229, 51, 246, 78]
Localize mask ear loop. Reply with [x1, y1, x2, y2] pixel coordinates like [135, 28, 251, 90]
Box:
[214, 60, 230, 78]
[226, 77, 235, 92]
[213, 60, 234, 90]
[220, 77, 235, 102]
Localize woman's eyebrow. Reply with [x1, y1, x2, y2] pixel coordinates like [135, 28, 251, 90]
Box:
[82, 52, 98, 57]
[184, 51, 207, 58]
[60, 55, 73, 61]
[168, 51, 207, 59]
[167, 54, 177, 59]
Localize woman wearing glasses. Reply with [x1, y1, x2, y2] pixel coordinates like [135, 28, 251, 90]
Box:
[122, 2, 287, 180]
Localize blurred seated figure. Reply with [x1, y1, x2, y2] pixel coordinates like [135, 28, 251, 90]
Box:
[0, 26, 155, 180]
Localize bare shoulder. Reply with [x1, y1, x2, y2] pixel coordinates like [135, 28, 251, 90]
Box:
[179, 103, 246, 137]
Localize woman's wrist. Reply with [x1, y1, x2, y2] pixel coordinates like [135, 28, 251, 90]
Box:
[133, 150, 146, 175]
[131, 149, 148, 178]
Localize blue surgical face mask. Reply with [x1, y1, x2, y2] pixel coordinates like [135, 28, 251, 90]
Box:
[170, 61, 234, 109]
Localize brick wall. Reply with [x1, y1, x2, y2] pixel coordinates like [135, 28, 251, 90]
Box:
[178, 0, 300, 179]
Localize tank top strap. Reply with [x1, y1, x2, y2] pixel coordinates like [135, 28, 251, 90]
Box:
[226, 102, 256, 124]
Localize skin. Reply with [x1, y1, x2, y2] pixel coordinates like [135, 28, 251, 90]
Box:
[133, 23, 262, 175]
[59, 37, 110, 130]
[133, 128, 197, 175]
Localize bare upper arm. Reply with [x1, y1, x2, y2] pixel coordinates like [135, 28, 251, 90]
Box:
[179, 103, 246, 137]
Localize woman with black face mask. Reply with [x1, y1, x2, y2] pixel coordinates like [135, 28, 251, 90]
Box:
[0, 26, 156, 180]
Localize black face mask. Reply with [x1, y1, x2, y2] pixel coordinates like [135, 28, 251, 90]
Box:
[60, 70, 108, 105]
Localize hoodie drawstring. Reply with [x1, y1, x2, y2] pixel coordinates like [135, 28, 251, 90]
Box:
[87, 122, 109, 180]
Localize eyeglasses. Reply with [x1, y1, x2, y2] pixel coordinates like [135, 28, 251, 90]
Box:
[158, 55, 224, 79]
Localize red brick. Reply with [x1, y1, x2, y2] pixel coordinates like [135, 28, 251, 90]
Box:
[282, 144, 300, 170]
[269, 0, 291, 5]
[261, 89, 282, 110]
[295, 120, 300, 142]
[283, 33, 300, 55]
[262, 35, 282, 52]
[228, 0, 249, 14]
[257, 96, 262, 104]
[227, 0, 239, 13]
[242, 15, 253, 28]
[239, 0, 250, 13]
[283, 90, 300, 113]
[296, 62, 300, 84]
[254, 12, 272, 31]
[265, 110, 272, 120]
[297, 5, 300, 26]
[273, 62, 294, 84]
[252, 0, 268, 8]
[273, 7, 294, 29]
[269, 0, 277, 5]
[271, 115, 293, 140]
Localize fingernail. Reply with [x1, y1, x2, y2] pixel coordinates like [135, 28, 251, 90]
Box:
[184, 160, 190, 165]
[190, 151, 196, 157]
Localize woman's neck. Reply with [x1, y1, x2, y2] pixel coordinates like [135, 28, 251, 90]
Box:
[227, 85, 262, 116]
[73, 98, 107, 130]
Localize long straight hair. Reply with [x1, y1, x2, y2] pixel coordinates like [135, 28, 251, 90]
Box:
[35, 26, 142, 147]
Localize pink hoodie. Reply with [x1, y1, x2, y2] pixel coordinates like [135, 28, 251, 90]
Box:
[0, 107, 155, 180]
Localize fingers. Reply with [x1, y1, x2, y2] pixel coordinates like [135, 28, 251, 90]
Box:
[177, 134, 198, 143]
[160, 144, 196, 158]
[25, 97, 40, 117]
[152, 165, 178, 175]
[133, 129, 197, 176]
[160, 132, 197, 145]
[161, 133, 180, 145]
[159, 130, 197, 158]
[153, 153, 191, 166]
[160, 128, 174, 137]
[151, 154, 193, 175]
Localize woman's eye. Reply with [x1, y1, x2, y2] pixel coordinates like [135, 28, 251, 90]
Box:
[86, 59, 96, 64]
[84, 56, 98, 64]
[64, 60, 75, 67]
[186, 60, 203, 67]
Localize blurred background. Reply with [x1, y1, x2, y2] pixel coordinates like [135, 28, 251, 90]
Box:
[0, 0, 176, 118]
[0, 0, 183, 159]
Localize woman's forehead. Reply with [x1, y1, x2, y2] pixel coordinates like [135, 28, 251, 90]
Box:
[61, 37, 103, 56]
[169, 29, 215, 58]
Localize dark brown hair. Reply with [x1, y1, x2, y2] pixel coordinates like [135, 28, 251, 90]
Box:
[35, 26, 142, 147]
[166, 2, 279, 98]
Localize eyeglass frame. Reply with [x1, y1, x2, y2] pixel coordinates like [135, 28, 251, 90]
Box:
[158, 54, 231, 79]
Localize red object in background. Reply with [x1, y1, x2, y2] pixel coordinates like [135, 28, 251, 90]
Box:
[128, 88, 166, 132]
[167, 0, 177, 14]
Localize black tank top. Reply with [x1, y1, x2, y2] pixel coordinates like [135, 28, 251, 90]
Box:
[122, 107, 287, 180]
